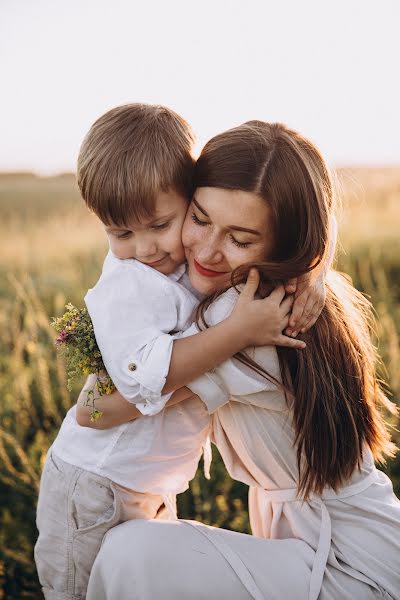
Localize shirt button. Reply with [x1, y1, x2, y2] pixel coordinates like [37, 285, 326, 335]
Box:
[128, 362, 137, 372]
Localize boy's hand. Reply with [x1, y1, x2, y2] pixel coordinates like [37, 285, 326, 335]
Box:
[284, 271, 326, 337]
[230, 269, 306, 350]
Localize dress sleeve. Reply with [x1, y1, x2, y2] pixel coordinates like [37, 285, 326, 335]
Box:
[85, 262, 178, 416]
[184, 288, 283, 413]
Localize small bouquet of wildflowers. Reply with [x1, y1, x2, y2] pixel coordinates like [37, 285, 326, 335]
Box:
[51, 303, 115, 421]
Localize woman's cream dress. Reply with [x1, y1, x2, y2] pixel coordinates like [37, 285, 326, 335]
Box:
[87, 289, 400, 600]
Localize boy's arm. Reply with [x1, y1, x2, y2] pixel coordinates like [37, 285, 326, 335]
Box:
[88, 263, 304, 416]
[76, 375, 196, 429]
[163, 271, 305, 394]
[80, 272, 306, 428]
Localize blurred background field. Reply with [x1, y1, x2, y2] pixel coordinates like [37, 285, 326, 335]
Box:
[0, 170, 399, 598]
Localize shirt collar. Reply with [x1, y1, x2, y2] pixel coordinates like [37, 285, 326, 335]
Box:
[168, 263, 187, 282]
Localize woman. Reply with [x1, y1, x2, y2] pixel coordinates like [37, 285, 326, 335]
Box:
[86, 122, 400, 599]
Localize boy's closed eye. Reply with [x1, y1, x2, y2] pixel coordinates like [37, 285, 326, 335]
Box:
[151, 221, 171, 230]
[113, 222, 171, 239]
[115, 231, 133, 239]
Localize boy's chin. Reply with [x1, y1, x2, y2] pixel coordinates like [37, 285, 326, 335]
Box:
[153, 259, 184, 275]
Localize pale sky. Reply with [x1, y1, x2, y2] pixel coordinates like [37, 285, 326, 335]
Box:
[1, 0, 399, 173]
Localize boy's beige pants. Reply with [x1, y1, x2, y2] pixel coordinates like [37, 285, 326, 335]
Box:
[34, 449, 166, 600]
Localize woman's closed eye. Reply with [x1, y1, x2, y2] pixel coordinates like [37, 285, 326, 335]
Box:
[230, 236, 251, 249]
[191, 211, 208, 227]
[191, 211, 252, 249]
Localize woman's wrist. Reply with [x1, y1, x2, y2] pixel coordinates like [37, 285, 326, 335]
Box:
[224, 313, 254, 349]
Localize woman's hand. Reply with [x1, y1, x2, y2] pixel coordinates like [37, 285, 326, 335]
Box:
[284, 271, 326, 336]
[230, 269, 306, 350]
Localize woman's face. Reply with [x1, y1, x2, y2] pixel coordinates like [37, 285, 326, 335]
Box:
[182, 187, 274, 295]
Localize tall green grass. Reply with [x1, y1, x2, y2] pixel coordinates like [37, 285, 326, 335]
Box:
[0, 170, 399, 598]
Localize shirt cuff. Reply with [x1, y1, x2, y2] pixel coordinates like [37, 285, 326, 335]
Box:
[115, 333, 174, 414]
[134, 391, 174, 416]
[187, 371, 230, 414]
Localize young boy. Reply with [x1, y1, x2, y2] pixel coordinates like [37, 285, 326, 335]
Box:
[34, 104, 307, 600]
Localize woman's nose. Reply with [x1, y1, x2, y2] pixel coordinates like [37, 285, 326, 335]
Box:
[196, 235, 224, 264]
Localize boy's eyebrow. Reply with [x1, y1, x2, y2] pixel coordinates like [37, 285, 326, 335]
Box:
[192, 196, 261, 236]
[148, 211, 176, 224]
[105, 225, 127, 233]
[104, 212, 176, 232]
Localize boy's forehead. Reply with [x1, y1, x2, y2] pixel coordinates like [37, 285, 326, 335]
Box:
[154, 189, 188, 211]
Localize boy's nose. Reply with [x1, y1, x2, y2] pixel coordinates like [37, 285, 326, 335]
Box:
[135, 238, 157, 258]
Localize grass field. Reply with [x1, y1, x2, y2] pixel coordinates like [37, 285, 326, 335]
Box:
[0, 169, 399, 598]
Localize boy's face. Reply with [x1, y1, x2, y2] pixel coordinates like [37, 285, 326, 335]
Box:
[104, 190, 188, 275]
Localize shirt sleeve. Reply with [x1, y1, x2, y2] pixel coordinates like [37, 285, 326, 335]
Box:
[184, 288, 283, 413]
[85, 260, 178, 416]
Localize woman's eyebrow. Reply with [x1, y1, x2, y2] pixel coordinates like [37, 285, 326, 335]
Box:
[192, 197, 209, 216]
[192, 197, 261, 236]
[229, 225, 261, 236]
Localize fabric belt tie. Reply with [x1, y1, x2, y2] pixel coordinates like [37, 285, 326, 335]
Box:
[162, 493, 178, 520]
[263, 468, 379, 600]
[203, 436, 212, 480]
[183, 521, 265, 600]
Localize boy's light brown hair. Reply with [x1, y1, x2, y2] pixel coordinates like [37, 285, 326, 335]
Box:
[77, 103, 195, 227]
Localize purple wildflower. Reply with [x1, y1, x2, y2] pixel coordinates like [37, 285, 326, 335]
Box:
[55, 330, 68, 346]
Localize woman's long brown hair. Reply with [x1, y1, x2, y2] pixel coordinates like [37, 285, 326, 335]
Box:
[194, 121, 397, 498]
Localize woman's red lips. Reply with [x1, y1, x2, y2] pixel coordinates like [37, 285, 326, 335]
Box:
[193, 259, 228, 278]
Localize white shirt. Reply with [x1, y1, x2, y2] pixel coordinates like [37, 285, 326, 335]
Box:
[52, 252, 210, 495]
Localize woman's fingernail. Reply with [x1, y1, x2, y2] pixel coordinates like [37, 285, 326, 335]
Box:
[292, 331, 298, 337]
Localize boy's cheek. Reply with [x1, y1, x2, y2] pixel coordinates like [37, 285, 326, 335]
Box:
[171, 239, 186, 263]
[108, 239, 119, 256]
[108, 240, 133, 260]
